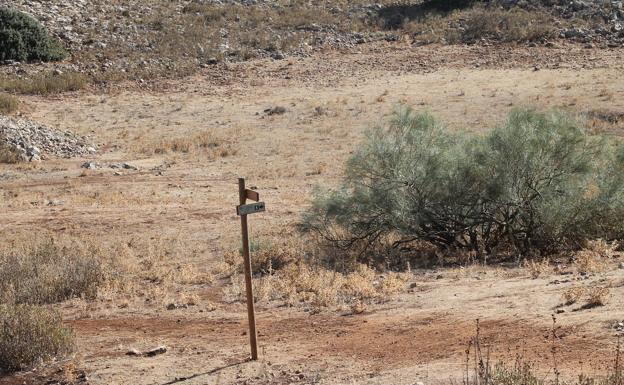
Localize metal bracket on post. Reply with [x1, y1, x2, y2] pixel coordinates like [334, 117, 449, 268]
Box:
[237, 178, 263, 361]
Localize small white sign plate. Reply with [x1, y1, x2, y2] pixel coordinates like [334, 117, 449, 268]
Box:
[237, 202, 266, 216]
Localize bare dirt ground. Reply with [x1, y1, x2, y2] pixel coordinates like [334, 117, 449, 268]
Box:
[2, 42, 624, 385]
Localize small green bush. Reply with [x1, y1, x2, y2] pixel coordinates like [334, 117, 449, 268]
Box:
[302, 107, 624, 266]
[0, 8, 66, 63]
[0, 304, 74, 373]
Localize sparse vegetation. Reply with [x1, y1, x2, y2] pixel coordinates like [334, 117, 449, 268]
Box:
[0, 138, 22, 163]
[463, 319, 622, 385]
[585, 286, 610, 308]
[142, 129, 236, 159]
[303, 107, 624, 268]
[562, 286, 585, 305]
[0, 8, 66, 62]
[406, 4, 554, 45]
[561, 285, 611, 308]
[458, 6, 554, 43]
[0, 72, 86, 95]
[574, 239, 618, 274]
[0, 236, 117, 305]
[218, 233, 407, 311]
[225, 262, 407, 312]
[524, 259, 551, 279]
[0, 93, 18, 113]
[0, 304, 74, 373]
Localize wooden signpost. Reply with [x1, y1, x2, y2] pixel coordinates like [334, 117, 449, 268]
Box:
[237, 178, 263, 360]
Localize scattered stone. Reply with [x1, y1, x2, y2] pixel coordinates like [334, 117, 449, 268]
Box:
[126, 346, 167, 357]
[1, 115, 96, 162]
[4, 0, 624, 80]
[271, 51, 286, 60]
[166, 303, 186, 310]
[264, 106, 287, 116]
[126, 348, 142, 356]
[145, 346, 167, 357]
[122, 162, 138, 170]
[81, 161, 98, 169]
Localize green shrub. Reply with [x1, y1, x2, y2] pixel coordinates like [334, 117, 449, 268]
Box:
[302, 107, 624, 267]
[0, 8, 66, 63]
[0, 304, 74, 373]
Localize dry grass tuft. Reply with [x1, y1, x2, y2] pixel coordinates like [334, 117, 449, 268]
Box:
[406, 5, 554, 45]
[585, 286, 610, 308]
[0, 72, 87, 95]
[561, 284, 611, 308]
[141, 129, 236, 159]
[220, 238, 301, 276]
[523, 259, 551, 279]
[574, 250, 608, 275]
[460, 6, 554, 43]
[0, 234, 124, 305]
[0, 139, 23, 164]
[0, 304, 74, 373]
[0, 93, 18, 114]
[562, 286, 586, 305]
[225, 262, 407, 312]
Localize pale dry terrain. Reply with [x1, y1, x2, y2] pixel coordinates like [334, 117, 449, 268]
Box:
[2, 43, 624, 385]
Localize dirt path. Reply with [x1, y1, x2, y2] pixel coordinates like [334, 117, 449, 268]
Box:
[2, 44, 624, 384]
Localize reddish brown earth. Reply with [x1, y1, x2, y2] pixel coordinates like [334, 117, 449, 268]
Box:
[1, 41, 624, 384]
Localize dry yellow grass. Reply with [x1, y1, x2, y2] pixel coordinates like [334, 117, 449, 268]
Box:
[0, 139, 22, 164]
[585, 286, 610, 307]
[224, 261, 407, 312]
[562, 286, 585, 305]
[523, 259, 551, 279]
[561, 284, 610, 308]
[406, 5, 554, 45]
[0, 72, 86, 95]
[0, 93, 18, 114]
[138, 129, 236, 159]
[0, 233, 128, 305]
[574, 242, 614, 274]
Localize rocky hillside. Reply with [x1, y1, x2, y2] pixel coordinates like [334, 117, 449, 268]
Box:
[1, 0, 623, 83]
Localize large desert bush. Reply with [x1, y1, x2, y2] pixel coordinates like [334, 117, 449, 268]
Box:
[302, 107, 624, 268]
[0, 8, 66, 63]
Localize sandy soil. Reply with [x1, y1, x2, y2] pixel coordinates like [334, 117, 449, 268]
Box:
[1, 42, 624, 385]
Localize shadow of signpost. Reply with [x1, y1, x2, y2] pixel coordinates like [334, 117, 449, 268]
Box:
[159, 360, 249, 385]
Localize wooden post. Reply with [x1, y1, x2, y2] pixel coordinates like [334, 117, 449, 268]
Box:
[238, 177, 258, 360]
